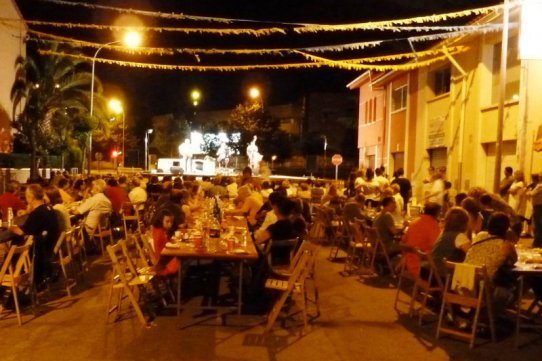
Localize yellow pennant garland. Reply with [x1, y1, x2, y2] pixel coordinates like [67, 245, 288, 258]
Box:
[18, 19, 286, 36]
[38, 48, 469, 72]
[293, 3, 518, 33]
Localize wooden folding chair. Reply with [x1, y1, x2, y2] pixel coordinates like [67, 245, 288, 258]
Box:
[0, 237, 34, 326]
[106, 241, 154, 326]
[343, 220, 373, 275]
[367, 227, 396, 277]
[93, 213, 114, 256]
[70, 223, 88, 274]
[265, 238, 300, 274]
[53, 230, 78, 297]
[436, 261, 496, 348]
[393, 244, 419, 312]
[265, 249, 312, 332]
[410, 249, 444, 325]
[122, 202, 142, 239]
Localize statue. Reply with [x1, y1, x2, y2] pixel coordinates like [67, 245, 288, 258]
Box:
[216, 141, 232, 169]
[246, 135, 263, 173]
[178, 138, 193, 173]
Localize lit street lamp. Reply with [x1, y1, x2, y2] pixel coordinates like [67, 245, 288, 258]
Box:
[271, 155, 277, 171]
[88, 30, 142, 174]
[191, 89, 201, 107]
[144, 129, 153, 171]
[108, 98, 125, 167]
[248, 86, 261, 100]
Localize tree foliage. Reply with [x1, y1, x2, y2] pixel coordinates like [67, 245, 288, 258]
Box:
[220, 102, 292, 160]
[10, 42, 106, 177]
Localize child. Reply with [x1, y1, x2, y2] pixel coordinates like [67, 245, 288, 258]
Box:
[151, 209, 179, 275]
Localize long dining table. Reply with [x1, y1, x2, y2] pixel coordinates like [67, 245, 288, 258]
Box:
[161, 215, 259, 317]
[513, 246, 542, 347]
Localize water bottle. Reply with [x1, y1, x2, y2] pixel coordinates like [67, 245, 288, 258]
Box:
[7, 207, 13, 227]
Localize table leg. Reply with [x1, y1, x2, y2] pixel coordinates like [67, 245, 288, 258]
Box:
[177, 258, 182, 316]
[515, 275, 524, 348]
[238, 261, 243, 316]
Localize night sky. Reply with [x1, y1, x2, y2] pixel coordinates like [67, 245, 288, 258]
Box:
[14, 0, 501, 124]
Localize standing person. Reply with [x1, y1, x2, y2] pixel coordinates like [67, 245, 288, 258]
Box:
[508, 170, 527, 235]
[424, 172, 445, 207]
[363, 168, 381, 208]
[9, 184, 60, 289]
[499, 166, 514, 202]
[178, 138, 193, 173]
[374, 167, 390, 192]
[529, 172, 542, 247]
[391, 168, 412, 211]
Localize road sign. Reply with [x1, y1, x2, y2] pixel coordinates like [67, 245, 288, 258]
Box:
[331, 154, 343, 166]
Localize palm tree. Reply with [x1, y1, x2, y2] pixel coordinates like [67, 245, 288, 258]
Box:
[10, 42, 106, 179]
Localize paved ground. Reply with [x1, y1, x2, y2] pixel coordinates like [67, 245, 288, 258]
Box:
[1, 246, 542, 361]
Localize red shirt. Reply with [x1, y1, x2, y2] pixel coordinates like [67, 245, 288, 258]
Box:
[0, 192, 26, 221]
[403, 215, 441, 274]
[104, 186, 129, 214]
[151, 226, 179, 275]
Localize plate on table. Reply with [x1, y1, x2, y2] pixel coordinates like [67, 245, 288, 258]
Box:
[165, 242, 181, 249]
[231, 248, 248, 255]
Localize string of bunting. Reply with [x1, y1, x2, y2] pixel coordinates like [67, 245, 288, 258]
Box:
[0, 17, 509, 37]
[17, 19, 286, 36]
[34, 0, 518, 34]
[293, 3, 519, 33]
[26, 26, 493, 57]
[38, 49, 467, 72]
[294, 46, 469, 64]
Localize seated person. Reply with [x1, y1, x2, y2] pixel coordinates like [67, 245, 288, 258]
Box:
[464, 212, 517, 309]
[253, 191, 287, 241]
[373, 196, 402, 258]
[0, 180, 26, 220]
[343, 194, 371, 224]
[431, 207, 471, 277]
[10, 184, 60, 289]
[402, 202, 441, 275]
[225, 184, 263, 232]
[71, 179, 112, 247]
[151, 209, 179, 276]
[255, 198, 306, 265]
[153, 190, 185, 237]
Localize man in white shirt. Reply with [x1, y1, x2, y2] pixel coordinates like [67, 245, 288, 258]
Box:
[73, 179, 112, 234]
[128, 177, 148, 211]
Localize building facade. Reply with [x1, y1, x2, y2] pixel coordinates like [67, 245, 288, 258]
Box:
[348, 7, 542, 202]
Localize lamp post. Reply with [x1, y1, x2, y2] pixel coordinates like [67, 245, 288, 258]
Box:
[108, 98, 125, 167]
[271, 155, 277, 171]
[322, 135, 328, 179]
[144, 129, 153, 171]
[88, 30, 142, 174]
[248, 86, 263, 111]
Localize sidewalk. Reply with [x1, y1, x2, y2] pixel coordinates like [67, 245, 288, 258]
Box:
[0, 247, 541, 361]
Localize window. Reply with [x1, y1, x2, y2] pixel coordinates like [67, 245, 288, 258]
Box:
[391, 86, 407, 112]
[492, 36, 520, 104]
[431, 67, 451, 96]
[362, 97, 377, 124]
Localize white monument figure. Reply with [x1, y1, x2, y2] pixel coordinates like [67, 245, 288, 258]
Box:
[216, 140, 231, 169]
[246, 135, 263, 173]
[178, 138, 193, 173]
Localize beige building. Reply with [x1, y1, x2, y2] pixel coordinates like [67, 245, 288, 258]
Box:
[348, 6, 542, 201]
[0, 0, 26, 153]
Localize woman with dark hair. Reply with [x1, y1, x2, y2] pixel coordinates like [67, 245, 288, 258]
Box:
[44, 186, 71, 232]
[151, 209, 179, 275]
[431, 207, 471, 275]
[461, 197, 483, 239]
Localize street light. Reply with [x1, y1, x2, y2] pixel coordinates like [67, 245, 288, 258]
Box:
[144, 129, 153, 171]
[248, 86, 261, 100]
[271, 155, 277, 171]
[108, 98, 125, 167]
[88, 30, 142, 174]
[191, 89, 201, 107]
[322, 135, 328, 179]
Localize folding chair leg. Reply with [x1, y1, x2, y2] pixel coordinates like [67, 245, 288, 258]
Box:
[266, 292, 290, 332]
[125, 286, 147, 326]
[11, 283, 22, 326]
[60, 264, 71, 297]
